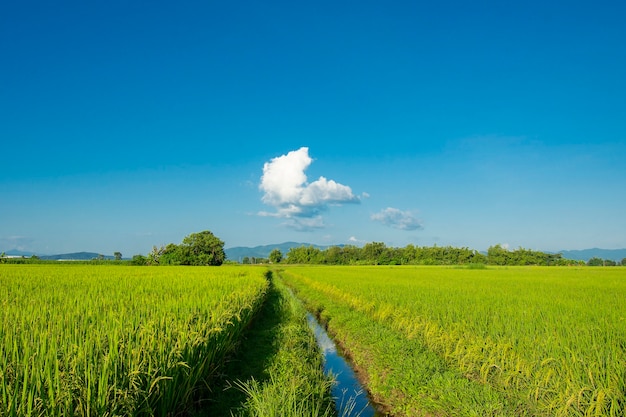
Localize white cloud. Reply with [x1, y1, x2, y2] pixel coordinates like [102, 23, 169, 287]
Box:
[371, 207, 423, 231]
[348, 236, 366, 244]
[259, 147, 360, 230]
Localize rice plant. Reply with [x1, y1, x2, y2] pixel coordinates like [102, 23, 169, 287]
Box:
[281, 265, 626, 416]
[0, 264, 268, 416]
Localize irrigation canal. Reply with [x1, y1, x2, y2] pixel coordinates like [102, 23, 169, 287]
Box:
[306, 313, 383, 417]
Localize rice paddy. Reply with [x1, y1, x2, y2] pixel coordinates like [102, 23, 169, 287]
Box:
[279, 265, 626, 416]
[0, 264, 269, 416]
[2, 263, 625, 416]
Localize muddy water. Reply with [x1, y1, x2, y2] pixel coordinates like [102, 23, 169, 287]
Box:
[306, 313, 382, 417]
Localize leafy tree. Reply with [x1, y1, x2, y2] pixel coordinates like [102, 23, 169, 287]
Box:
[131, 254, 147, 265]
[269, 249, 282, 264]
[242, 256, 250, 264]
[114, 251, 122, 261]
[159, 243, 183, 265]
[285, 246, 323, 264]
[587, 257, 604, 266]
[621, 258, 626, 266]
[147, 245, 166, 265]
[362, 242, 387, 264]
[487, 244, 509, 265]
[178, 230, 225, 266]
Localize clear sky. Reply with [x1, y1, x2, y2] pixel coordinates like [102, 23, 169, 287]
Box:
[1, 0, 625, 257]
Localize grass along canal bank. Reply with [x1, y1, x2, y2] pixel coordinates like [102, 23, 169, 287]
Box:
[200, 270, 335, 417]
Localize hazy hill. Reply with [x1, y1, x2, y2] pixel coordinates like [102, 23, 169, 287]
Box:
[39, 252, 116, 260]
[558, 248, 626, 262]
[225, 242, 335, 261]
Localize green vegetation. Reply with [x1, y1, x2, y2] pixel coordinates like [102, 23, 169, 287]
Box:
[280, 265, 626, 416]
[285, 243, 583, 266]
[0, 264, 340, 417]
[205, 272, 334, 417]
[269, 249, 283, 264]
[0, 264, 268, 415]
[151, 230, 226, 266]
[4, 259, 625, 416]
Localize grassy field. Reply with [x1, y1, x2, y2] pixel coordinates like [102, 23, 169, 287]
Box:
[3, 263, 624, 416]
[0, 264, 270, 416]
[279, 265, 626, 416]
[0, 264, 338, 417]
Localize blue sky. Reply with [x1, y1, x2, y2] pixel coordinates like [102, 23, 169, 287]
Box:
[1, 0, 625, 256]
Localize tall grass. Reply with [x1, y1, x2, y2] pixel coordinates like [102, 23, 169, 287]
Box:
[0, 264, 268, 416]
[221, 273, 335, 417]
[281, 265, 626, 416]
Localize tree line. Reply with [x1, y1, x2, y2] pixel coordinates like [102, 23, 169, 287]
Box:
[2, 233, 624, 266]
[272, 243, 618, 266]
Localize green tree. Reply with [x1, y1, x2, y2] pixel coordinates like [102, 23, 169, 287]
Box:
[269, 248, 283, 264]
[178, 230, 225, 266]
[323, 246, 343, 264]
[131, 254, 147, 265]
[621, 258, 626, 266]
[114, 251, 122, 261]
[158, 244, 182, 265]
[147, 245, 166, 265]
[285, 246, 323, 264]
[487, 244, 509, 265]
[587, 257, 604, 266]
[362, 242, 387, 264]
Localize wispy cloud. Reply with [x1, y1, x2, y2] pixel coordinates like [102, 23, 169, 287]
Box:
[0, 235, 34, 251]
[371, 207, 423, 231]
[259, 147, 360, 230]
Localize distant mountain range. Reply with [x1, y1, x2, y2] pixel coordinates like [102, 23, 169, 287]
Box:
[224, 242, 334, 262]
[556, 248, 626, 262]
[1, 250, 115, 260]
[3, 246, 625, 263]
[39, 252, 117, 261]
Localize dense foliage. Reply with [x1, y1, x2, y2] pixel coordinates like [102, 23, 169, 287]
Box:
[147, 230, 226, 266]
[281, 266, 626, 416]
[284, 242, 583, 266]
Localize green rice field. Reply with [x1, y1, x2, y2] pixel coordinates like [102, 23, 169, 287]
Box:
[2, 263, 625, 416]
[279, 265, 626, 416]
[0, 264, 270, 416]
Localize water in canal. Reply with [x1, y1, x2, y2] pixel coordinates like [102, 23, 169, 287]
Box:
[306, 313, 382, 417]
